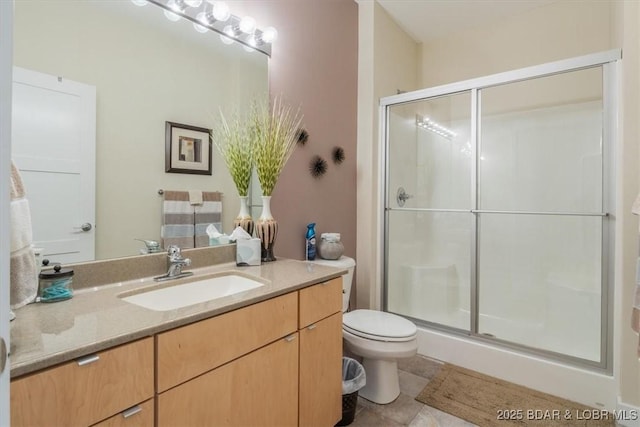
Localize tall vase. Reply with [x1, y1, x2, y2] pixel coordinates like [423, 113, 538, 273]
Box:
[234, 196, 254, 236]
[255, 196, 278, 262]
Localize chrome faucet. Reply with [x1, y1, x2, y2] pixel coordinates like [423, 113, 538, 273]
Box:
[154, 245, 193, 282]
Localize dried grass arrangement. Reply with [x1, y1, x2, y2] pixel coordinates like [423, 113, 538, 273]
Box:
[251, 96, 304, 196]
[211, 111, 253, 197]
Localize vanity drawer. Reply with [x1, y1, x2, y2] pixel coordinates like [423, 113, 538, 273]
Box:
[11, 337, 154, 427]
[92, 399, 154, 427]
[156, 292, 298, 392]
[299, 277, 342, 328]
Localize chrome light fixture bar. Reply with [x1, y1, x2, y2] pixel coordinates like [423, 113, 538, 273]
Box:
[415, 114, 456, 140]
[138, 0, 276, 56]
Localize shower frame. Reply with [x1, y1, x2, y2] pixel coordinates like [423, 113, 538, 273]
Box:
[379, 49, 621, 372]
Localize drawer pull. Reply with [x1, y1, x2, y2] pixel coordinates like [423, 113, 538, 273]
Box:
[76, 354, 100, 366]
[284, 334, 297, 342]
[122, 405, 143, 419]
[307, 324, 317, 330]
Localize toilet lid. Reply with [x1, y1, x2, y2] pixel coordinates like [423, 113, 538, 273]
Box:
[343, 310, 417, 342]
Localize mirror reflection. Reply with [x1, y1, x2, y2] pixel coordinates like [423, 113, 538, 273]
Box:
[12, 0, 268, 262]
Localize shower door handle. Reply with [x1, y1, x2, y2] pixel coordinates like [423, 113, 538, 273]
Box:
[396, 187, 413, 207]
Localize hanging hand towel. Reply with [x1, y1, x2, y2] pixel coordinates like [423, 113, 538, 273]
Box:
[195, 191, 222, 248]
[161, 190, 195, 249]
[10, 161, 37, 308]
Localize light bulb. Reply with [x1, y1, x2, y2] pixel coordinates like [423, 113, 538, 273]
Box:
[247, 35, 257, 47]
[239, 16, 256, 34]
[164, 9, 181, 21]
[193, 22, 208, 33]
[131, 0, 148, 6]
[220, 34, 234, 45]
[184, 0, 202, 6]
[212, 1, 231, 22]
[196, 11, 208, 24]
[261, 26, 278, 43]
[223, 24, 236, 37]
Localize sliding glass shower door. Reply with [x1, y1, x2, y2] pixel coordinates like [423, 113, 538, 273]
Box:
[383, 51, 617, 369]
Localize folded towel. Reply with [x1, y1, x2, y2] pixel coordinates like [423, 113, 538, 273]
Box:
[194, 192, 222, 247]
[10, 161, 37, 308]
[188, 190, 203, 205]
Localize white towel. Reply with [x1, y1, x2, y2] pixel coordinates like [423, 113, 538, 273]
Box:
[10, 161, 37, 308]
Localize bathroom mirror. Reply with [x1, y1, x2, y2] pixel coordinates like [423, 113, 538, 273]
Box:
[12, 0, 268, 262]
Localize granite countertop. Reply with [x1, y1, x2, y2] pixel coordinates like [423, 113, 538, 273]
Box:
[9, 259, 346, 378]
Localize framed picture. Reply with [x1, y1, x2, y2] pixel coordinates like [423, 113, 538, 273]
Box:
[165, 121, 212, 175]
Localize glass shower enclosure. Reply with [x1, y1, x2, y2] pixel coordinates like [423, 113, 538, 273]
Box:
[381, 50, 619, 370]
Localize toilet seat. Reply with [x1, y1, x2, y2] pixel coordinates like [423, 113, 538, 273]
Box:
[343, 309, 417, 342]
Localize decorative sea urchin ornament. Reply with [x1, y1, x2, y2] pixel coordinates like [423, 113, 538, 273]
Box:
[309, 155, 327, 178]
[332, 146, 345, 164]
[296, 128, 309, 145]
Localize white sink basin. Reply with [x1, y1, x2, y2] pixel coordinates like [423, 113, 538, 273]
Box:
[120, 273, 264, 311]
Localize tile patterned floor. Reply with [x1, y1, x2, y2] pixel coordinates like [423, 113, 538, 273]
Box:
[350, 355, 478, 427]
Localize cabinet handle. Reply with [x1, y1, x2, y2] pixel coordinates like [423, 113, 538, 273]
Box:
[284, 334, 297, 342]
[122, 405, 143, 419]
[307, 324, 317, 330]
[76, 354, 100, 366]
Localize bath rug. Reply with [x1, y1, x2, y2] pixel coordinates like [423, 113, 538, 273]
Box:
[415, 364, 615, 426]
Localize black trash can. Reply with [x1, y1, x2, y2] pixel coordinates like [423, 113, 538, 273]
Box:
[336, 357, 366, 426]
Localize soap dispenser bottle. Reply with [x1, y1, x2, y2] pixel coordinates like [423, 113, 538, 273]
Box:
[306, 223, 317, 261]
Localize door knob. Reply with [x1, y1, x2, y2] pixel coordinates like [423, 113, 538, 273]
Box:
[74, 223, 92, 232]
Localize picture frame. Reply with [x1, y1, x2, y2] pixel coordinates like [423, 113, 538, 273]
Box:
[165, 121, 212, 175]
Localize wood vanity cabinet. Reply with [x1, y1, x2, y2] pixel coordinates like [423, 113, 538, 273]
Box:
[10, 276, 343, 427]
[10, 337, 154, 427]
[299, 278, 343, 427]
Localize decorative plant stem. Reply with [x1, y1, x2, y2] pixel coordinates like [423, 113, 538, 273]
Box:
[252, 96, 303, 196]
[211, 110, 253, 197]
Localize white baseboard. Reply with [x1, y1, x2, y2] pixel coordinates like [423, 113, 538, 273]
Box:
[616, 401, 640, 427]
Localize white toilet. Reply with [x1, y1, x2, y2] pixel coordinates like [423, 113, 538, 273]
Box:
[310, 256, 418, 404]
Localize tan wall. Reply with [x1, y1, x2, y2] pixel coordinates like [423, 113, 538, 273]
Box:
[614, 0, 640, 409]
[237, 0, 359, 262]
[356, 1, 420, 309]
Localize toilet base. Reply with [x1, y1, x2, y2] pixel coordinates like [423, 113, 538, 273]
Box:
[358, 358, 400, 404]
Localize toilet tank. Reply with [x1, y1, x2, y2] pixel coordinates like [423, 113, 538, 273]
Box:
[309, 256, 355, 312]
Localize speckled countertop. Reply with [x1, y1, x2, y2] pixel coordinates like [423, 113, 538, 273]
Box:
[9, 259, 345, 378]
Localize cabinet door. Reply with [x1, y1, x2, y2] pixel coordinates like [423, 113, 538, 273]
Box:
[158, 333, 299, 427]
[299, 278, 342, 328]
[299, 312, 342, 427]
[157, 292, 297, 392]
[11, 338, 154, 427]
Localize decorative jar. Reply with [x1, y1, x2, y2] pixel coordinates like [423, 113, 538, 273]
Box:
[318, 233, 344, 260]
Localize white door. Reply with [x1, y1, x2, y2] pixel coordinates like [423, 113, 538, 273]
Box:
[12, 67, 96, 264]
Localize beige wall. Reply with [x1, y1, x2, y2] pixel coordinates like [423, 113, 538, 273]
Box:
[236, 0, 359, 262]
[358, 0, 640, 408]
[13, 1, 267, 259]
[356, 0, 420, 309]
[614, 0, 640, 409]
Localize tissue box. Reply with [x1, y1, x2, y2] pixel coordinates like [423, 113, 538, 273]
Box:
[236, 238, 261, 266]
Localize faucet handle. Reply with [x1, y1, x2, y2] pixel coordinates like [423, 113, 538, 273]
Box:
[167, 245, 182, 258]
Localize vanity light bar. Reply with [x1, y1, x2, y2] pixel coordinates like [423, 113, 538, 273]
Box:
[139, 0, 276, 56]
[415, 114, 456, 140]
